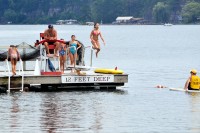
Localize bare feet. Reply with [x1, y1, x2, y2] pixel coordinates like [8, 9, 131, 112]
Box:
[12, 72, 16, 76]
[96, 48, 100, 58]
[96, 51, 98, 58]
[54, 54, 59, 57]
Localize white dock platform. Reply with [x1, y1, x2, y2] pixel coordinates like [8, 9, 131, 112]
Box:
[0, 42, 128, 92]
[0, 70, 128, 92]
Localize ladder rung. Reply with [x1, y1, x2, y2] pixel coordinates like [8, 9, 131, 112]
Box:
[9, 87, 22, 90]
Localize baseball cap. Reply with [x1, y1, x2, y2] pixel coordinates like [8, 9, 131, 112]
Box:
[190, 69, 197, 74]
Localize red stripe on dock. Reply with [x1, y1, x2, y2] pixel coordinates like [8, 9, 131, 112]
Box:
[41, 72, 62, 75]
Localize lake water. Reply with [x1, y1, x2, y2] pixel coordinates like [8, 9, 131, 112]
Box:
[0, 25, 200, 133]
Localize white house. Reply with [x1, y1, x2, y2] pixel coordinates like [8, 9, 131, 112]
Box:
[114, 16, 145, 24]
[116, 16, 133, 23]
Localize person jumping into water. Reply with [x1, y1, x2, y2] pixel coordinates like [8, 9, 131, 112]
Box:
[90, 23, 105, 58]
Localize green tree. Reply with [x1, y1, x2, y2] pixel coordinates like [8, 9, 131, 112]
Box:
[181, 2, 200, 23]
[4, 9, 17, 23]
[0, 0, 198, 24]
[91, 0, 125, 23]
[152, 2, 170, 23]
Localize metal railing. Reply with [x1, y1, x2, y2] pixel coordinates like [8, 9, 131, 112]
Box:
[39, 44, 60, 72]
[4, 59, 24, 92]
[39, 44, 94, 72]
[66, 45, 93, 70]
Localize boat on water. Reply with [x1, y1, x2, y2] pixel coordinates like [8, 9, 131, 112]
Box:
[0, 33, 128, 93]
[164, 23, 173, 26]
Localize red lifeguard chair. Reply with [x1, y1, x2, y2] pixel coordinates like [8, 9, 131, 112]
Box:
[42, 33, 56, 54]
[34, 33, 61, 75]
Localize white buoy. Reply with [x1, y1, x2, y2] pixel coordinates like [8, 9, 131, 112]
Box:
[34, 59, 40, 75]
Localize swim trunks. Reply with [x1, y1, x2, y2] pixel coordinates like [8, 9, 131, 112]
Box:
[11, 54, 18, 59]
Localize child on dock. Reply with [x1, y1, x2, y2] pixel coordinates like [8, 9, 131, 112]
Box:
[58, 39, 67, 74]
[7, 45, 21, 76]
[69, 35, 81, 68]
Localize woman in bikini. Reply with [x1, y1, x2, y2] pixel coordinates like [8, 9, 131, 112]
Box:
[69, 35, 81, 67]
[58, 39, 67, 74]
[7, 45, 21, 76]
[90, 23, 105, 58]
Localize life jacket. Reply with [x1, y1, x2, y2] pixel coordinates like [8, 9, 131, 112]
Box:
[190, 75, 200, 90]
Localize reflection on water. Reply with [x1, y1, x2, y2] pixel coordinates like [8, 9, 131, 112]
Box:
[10, 94, 20, 131]
[0, 89, 128, 132]
[40, 93, 61, 132]
[39, 90, 127, 132]
[187, 93, 200, 132]
[0, 92, 111, 132]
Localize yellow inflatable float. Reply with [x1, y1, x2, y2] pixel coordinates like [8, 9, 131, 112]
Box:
[94, 68, 123, 74]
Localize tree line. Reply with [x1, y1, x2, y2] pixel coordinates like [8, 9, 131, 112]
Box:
[0, 0, 200, 24]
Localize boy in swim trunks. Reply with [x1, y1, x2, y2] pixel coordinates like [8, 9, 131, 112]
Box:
[7, 45, 21, 76]
[90, 23, 105, 58]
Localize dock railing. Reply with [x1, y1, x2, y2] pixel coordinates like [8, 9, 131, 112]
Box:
[19, 59, 24, 92]
[39, 44, 94, 72]
[4, 59, 24, 92]
[4, 60, 11, 91]
[66, 45, 92, 71]
[39, 44, 60, 72]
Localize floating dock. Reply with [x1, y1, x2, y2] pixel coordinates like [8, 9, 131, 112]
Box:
[0, 42, 128, 92]
[0, 70, 128, 92]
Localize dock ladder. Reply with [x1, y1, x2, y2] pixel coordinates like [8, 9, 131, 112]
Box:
[4, 59, 24, 92]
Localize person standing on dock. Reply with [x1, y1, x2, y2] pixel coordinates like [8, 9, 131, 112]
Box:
[58, 39, 68, 74]
[90, 23, 105, 58]
[6, 45, 21, 76]
[69, 35, 82, 67]
[184, 69, 200, 90]
[44, 25, 59, 56]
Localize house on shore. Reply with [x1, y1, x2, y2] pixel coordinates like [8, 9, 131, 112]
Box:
[56, 19, 78, 25]
[113, 16, 147, 24]
[85, 22, 94, 26]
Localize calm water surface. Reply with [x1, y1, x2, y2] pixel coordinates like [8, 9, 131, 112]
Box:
[0, 25, 200, 133]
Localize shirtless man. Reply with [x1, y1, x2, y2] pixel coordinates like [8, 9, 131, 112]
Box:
[90, 23, 105, 58]
[44, 25, 59, 56]
[7, 45, 21, 76]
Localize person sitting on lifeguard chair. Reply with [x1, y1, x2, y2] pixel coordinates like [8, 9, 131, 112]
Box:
[43, 25, 59, 56]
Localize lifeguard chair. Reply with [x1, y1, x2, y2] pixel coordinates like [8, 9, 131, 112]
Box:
[39, 33, 56, 54]
[35, 33, 61, 75]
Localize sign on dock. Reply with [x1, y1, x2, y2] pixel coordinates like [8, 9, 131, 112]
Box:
[61, 75, 114, 83]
